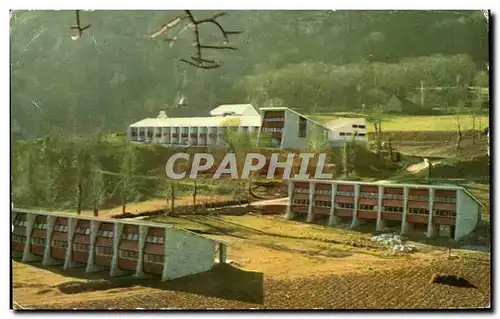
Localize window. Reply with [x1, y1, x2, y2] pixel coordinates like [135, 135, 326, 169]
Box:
[98, 230, 114, 238]
[315, 189, 331, 196]
[14, 218, 27, 227]
[358, 125, 366, 129]
[33, 222, 48, 230]
[144, 253, 164, 264]
[294, 188, 309, 194]
[299, 117, 307, 138]
[31, 237, 45, 245]
[96, 246, 113, 256]
[358, 133, 366, 137]
[383, 206, 403, 213]
[293, 199, 310, 206]
[383, 193, 403, 200]
[339, 132, 346, 136]
[359, 204, 375, 211]
[120, 250, 139, 260]
[52, 240, 68, 248]
[146, 235, 165, 244]
[360, 192, 378, 198]
[352, 124, 358, 128]
[73, 243, 90, 252]
[335, 202, 354, 209]
[434, 210, 457, 218]
[409, 208, 429, 215]
[54, 225, 68, 232]
[314, 201, 332, 207]
[336, 191, 354, 197]
[13, 235, 27, 243]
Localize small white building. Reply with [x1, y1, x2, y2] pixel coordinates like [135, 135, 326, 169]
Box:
[324, 117, 368, 147]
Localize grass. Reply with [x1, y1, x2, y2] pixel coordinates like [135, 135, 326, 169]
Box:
[308, 113, 490, 132]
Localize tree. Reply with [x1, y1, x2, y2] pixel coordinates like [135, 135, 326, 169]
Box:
[73, 138, 92, 215]
[116, 143, 138, 214]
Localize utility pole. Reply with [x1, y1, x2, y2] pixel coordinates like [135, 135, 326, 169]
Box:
[419, 81, 425, 108]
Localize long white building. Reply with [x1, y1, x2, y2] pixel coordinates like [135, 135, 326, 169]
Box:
[128, 104, 369, 150]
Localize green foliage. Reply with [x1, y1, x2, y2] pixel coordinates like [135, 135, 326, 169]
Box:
[10, 10, 488, 138]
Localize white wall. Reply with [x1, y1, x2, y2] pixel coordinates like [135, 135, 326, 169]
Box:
[162, 228, 216, 281]
[455, 190, 481, 240]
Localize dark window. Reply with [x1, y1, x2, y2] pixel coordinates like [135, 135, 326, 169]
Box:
[358, 133, 366, 136]
[299, 117, 307, 138]
[359, 125, 366, 129]
[352, 124, 358, 128]
[339, 132, 346, 136]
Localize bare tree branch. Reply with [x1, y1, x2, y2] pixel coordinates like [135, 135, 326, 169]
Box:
[70, 10, 91, 40]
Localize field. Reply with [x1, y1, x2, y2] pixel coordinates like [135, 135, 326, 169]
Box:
[308, 113, 490, 132]
[13, 214, 490, 310]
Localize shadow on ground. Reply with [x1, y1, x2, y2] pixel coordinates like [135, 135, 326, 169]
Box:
[13, 260, 264, 305]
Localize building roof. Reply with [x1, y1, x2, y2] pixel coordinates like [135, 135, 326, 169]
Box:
[210, 104, 260, 117]
[289, 178, 485, 207]
[129, 115, 262, 128]
[12, 208, 228, 245]
[259, 107, 330, 131]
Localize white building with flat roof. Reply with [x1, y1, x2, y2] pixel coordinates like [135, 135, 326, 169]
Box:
[128, 104, 261, 147]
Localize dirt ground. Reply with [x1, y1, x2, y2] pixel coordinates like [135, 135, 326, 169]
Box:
[12, 214, 490, 310]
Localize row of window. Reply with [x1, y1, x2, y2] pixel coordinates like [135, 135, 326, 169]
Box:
[384, 193, 404, 200]
[146, 235, 165, 244]
[336, 202, 354, 209]
[73, 243, 90, 252]
[359, 192, 378, 198]
[13, 235, 27, 243]
[31, 237, 45, 245]
[120, 249, 139, 260]
[33, 222, 48, 230]
[314, 201, 332, 208]
[262, 127, 283, 133]
[409, 208, 429, 215]
[407, 195, 428, 202]
[315, 189, 332, 196]
[263, 117, 285, 122]
[293, 199, 310, 206]
[435, 210, 457, 218]
[384, 206, 404, 213]
[75, 227, 91, 235]
[96, 246, 113, 256]
[435, 196, 457, 204]
[352, 124, 366, 129]
[122, 232, 139, 241]
[359, 204, 377, 211]
[339, 132, 367, 137]
[14, 219, 28, 227]
[97, 230, 114, 238]
[144, 253, 164, 264]
[337, 191, 354, 197]
[54, 225, 69, 232]
[295, 188, 309, 194]
[52, 240, 68, 248]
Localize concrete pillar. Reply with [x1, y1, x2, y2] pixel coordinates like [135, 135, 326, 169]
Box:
[427, 188, 436, 238]
[64, 217, 80, 269]
[197, 126, 202, 146]
[187, 127, 192, 146]
[285, 180, 295, 220]
[126, 127, 132, 141]
[280, 110, 288, 149]
[328, 183, 341, 226]
[161, 228, 170, 281]
[135, 225, 149, 277]
[350, 184, 360, 229]
[306, 182, 315, 223]
[401, 186, 410, 234]
[43, 215, 61, 266]
[110, 222, 126, 276]
[22, 213, 41, 262]
[219, 243, 227, 264]
[86, 220, 103, 273]
[153, 127, 158, 143]
[376, 186, 386, 231]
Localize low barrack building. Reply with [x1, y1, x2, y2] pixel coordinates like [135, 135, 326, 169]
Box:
[11, 208, 227, 281]
[286, 179, 484, 240]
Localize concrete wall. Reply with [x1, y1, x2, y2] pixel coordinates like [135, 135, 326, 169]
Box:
[162, 228, 216, 281]
[455, 190, 481, 240]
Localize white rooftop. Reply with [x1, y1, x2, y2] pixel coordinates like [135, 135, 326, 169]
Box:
[210, 104, 260, 117]
[130, 115, 262, 128]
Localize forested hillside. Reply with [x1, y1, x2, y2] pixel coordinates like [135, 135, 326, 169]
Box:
[11, 10, 489, 138]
